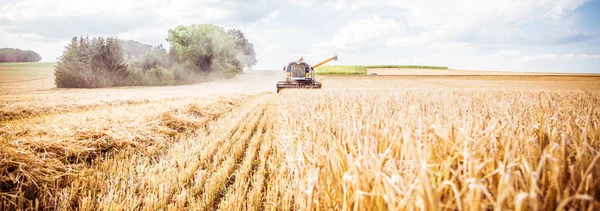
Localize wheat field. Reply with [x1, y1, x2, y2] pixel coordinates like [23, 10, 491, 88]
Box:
[1, 69, 599, 210]
[277, 89, 599, 210]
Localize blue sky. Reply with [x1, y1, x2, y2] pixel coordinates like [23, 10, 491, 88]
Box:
[0, 0, 599, 73]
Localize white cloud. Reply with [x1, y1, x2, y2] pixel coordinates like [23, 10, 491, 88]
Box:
[485, 50, 600, 63]
[0, 0, 278, 41]
[258, 10, 280, 24]
[292, 0, 374, 10]
[519, 53, 562, 62]
[377, 56, 428, 65]
[491, 50, 522, 59]
[311, 15, 404, 52]
[156, 1, 235, 24]
[518, 53, 600, 62]
[302, 0, 599, 72]
[548, 0, 591, 19]
[0, 0, 168, 41]
[312, 0, 595, 50]
[577, 54, 600, 60]
[0, 0, 598, 73]
[0, 0, 159, 19]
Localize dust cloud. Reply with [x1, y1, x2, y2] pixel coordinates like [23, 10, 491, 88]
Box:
[188, 70, 282, 94]
[124, 70, 284, 98]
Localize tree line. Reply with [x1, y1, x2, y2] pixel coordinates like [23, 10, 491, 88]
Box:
[54, 24, 258, 88]
[0, 48, 42, 62]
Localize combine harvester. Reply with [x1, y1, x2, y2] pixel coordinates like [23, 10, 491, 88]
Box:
[276, 55, 338, 93]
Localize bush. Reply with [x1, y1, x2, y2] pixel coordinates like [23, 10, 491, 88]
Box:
[55, 37, 130, 88]
[172, 61, 202, 84]
[128, 66, 175, 86]
[167, 24, 241, 80]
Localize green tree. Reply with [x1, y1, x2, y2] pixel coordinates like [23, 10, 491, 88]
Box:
[228, 29, 257, 70]
[167, 24, 240, 79]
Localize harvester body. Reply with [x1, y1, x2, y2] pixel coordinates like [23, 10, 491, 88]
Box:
[276, 55, 338, 93]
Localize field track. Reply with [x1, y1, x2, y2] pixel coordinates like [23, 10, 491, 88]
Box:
[1, 92, 294, 209]
[0, 76, 53, 84]
[52, 94, 290, 210]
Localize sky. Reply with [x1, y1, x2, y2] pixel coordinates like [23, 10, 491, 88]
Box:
[0, 0, 599, 73]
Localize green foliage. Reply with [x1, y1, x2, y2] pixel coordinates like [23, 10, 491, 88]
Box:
[315, 65, 450, 75]
[0, 48, 42, 62]
[133, 47, 170, 71]
[54, 37, 130, 88]
[167, 24, 241, 81]
[128, 66, 175, 86]
[228, 29, 258, 70]
[119, 39, 171, 71]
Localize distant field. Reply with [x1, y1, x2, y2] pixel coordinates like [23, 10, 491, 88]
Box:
[0, 62, 55, 83]
[315, 65, 449, 75]
[315, 65, 598, 76]
[366, 68, 599, 76]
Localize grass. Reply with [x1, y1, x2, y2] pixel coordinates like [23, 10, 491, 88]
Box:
[315, 65, 366, 75]
[315, 65, 449, 75]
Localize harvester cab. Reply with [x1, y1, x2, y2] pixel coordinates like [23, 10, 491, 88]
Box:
[276, 55, 338, 93]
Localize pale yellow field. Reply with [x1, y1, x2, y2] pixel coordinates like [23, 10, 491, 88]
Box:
[1, 65, 599, 210]
[365, 68, 596, 76]
[0, 63, 55, 83]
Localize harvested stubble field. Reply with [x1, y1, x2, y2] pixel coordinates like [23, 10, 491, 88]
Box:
[1, 65, 600, 210]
